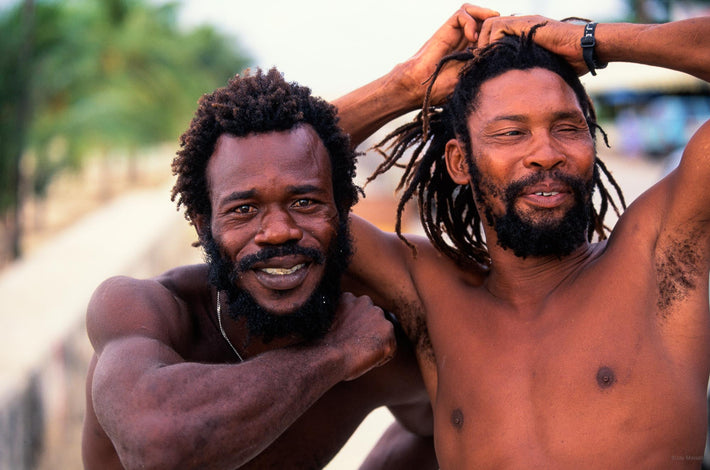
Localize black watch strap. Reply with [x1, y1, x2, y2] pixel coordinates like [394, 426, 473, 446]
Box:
[580, 22, 607, 76]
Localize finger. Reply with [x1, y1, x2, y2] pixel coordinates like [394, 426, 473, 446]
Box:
[460, 3, 500, 21]
[478, 16, 539, 47]
[461, 18, 479, 45]
[478, 16, 494, 47]
[456, 4, 500, 43]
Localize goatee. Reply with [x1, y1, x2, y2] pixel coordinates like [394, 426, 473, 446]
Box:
[472, 164, 596, 258]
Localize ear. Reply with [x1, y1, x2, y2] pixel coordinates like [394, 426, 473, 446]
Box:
[193, 214, 210, 243]
[445, 138, 471, 185]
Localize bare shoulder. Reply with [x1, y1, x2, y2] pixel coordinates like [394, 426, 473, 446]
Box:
[86, 264, 210, 353]
[603, 168, 710, 322]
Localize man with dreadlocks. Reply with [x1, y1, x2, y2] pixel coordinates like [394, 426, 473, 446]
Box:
[80, 5, 502, 468]
[331, 11, 710, 469]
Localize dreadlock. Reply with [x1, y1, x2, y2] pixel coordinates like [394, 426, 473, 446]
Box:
[171, 67, 359, 237]
[371, 25, 626, 267]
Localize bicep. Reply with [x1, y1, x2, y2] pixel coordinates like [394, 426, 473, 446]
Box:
[86, 276, 184, 354]
[347, 215, 421, 311]
[91, 334, 185, 414]
[86, 277, 188, 428]
[661, 120, 710, 231]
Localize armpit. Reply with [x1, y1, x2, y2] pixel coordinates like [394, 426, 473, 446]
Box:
[655, 232, 703, 315]
[409, 314, 436, 364]
[395, 300, 436, 364]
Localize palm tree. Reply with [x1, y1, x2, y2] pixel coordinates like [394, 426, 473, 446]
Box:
[0, 0, 252, 262]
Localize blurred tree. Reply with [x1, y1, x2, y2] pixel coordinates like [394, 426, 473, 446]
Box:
[0, 0, 252, 261]
[0, 0, 34, 261]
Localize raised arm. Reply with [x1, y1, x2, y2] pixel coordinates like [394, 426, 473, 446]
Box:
[83, 276, 395, 470]
[477, 15, 710, 82]
[333, 4, 499, 147]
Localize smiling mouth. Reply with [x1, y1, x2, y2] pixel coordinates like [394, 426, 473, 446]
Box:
[534, 191, 560, 197]
[259, 263, 306, 276]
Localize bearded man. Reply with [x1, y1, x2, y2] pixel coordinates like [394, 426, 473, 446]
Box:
[333, 12, 710, 470]
[81, 68, 439, 470]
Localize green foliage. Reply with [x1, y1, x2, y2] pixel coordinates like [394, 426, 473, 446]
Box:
[0, 0, 252, 258]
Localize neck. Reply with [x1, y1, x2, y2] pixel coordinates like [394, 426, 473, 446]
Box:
[215, 290, 304, 359]
[484, 238, 595, 314]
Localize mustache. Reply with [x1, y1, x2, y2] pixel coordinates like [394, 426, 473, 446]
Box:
[503, 170, 590, 202]
[232, 243, 326, 276]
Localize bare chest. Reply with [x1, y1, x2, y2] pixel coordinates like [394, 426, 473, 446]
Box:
[424, 275, 710, 468]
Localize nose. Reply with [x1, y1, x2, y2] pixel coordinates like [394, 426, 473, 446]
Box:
[523, 132, 566, 170]
[254, 207, 303, 245]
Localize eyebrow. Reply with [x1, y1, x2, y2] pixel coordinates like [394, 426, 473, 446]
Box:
[221, 190, 256, 204]
[486, 110, 585, 125]
[286, 184, 323, 195]
[220, 184, 324, 204]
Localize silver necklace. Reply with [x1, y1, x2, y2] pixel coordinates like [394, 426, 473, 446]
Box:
[216, 290, 244, 362]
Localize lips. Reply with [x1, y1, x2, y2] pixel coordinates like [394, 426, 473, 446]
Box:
[519, 182, 571, 208]
[250, 256, 312, 291]
[259, 264, 305, 275]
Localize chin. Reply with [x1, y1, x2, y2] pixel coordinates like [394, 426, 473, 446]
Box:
[258, 299, 309, 317]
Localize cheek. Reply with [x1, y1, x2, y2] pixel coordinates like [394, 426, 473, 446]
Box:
[303, 207, 339, 238]
[469, 159, 508, 200]
[215, 229, 253, 263]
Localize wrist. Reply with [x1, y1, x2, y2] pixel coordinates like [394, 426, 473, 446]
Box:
[387, 60, 431, 114]
[580, 22, 608, 76]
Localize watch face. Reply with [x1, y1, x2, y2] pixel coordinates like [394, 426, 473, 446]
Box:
[582, 23, 596, 47]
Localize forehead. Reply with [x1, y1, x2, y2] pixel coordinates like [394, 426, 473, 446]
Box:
[206, 125, 333, 198]
[470, 68, 584, 125]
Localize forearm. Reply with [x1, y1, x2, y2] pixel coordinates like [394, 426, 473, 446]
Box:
[94, 340, 348, 469]
[595, 18, 710, 82]
[333, 5, 501, 149]
[359, 420, 437, 470]
[333, 62, 422, 149]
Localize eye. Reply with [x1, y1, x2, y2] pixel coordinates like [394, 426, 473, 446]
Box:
[491, 128, 526, 138]
[292, 198, 314, 208]
[554, 123, 589, 137]
[232, 204, 256, 214]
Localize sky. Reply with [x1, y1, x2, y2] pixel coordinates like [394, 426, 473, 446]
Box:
[172, 0, 628, 100]
[0, 0, 629, 98]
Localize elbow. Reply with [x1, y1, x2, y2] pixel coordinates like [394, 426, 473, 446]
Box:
[112, 422, 198, 470]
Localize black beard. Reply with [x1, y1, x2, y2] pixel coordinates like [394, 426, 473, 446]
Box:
[202, 220, 352, 343]
[471, 161, 595, 259]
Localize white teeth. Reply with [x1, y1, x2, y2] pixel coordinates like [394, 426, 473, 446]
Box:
[260, 264, 305, 275]
[535, 191, 560, 197]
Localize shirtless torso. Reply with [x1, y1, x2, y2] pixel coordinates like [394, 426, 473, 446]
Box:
[338, 13, 710, 470]
[349, 161, 710, 468]
[428, 191, 709, 468]
[82, 264, 432, 469]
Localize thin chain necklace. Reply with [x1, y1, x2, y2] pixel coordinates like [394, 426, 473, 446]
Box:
[216, 290, 244, 362]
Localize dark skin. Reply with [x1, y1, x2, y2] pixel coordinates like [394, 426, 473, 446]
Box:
[82, 127, 433, 469]
[83, 6, 499, 468]
[336, 11, 710, 469]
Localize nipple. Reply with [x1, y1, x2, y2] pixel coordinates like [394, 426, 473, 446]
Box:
[451, 408, 464, 431]
[596, 366, 616, 389]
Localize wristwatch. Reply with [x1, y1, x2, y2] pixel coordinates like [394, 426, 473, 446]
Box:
[580, 22, 607, 76]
